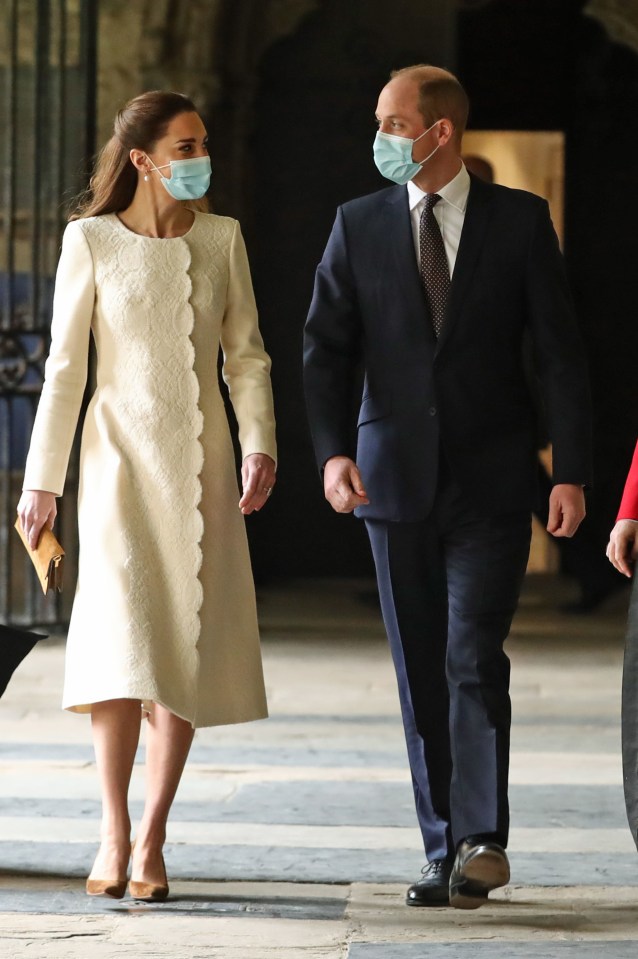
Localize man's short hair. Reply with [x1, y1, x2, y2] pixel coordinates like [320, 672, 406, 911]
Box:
[390, 64, 469, 141]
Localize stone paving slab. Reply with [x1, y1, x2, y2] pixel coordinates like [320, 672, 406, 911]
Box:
[349, 945, 638, 958]
[0, 782, 628, 828]
[347, 883, 638, 945]
[2, 842, 638, 885]
[0, 742, 627, 779]
[1, 822, 636, 857]
[0, 742, 410, 768]
[0, 884, 347, 920]
[0, 911, 348, 958]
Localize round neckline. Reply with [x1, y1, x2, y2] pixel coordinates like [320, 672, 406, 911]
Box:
[111, 211, 199, 240]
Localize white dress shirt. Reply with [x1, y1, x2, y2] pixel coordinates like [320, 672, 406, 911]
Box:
[407, 163, 471, 277]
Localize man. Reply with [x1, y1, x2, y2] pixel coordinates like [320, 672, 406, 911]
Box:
[303, 65, 591, 909]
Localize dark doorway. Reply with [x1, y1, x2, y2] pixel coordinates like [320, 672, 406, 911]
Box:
[458, 0, 638, 602]
[243, 0, 456, 579]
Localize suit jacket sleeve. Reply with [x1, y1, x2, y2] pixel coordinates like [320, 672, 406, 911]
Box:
[23, 221, 95, 495]
[617, 441, 638, 520]
[221, 220, 277, 464]
[525, 200, 593, 487]
[303, 206, 362, 470]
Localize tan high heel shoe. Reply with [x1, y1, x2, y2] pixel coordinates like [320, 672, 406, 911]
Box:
[86, 839, 131, 898]
[129, 840, 169, 902]
[86, 877, 128, 899]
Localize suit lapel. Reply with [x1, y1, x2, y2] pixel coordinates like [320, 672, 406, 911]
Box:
[436, 175, 494, 354]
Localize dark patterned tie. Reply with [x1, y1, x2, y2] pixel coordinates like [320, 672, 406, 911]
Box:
[419, 193, 450, 338]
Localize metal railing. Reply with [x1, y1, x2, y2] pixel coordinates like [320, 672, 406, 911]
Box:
[0, 0, 97, 627]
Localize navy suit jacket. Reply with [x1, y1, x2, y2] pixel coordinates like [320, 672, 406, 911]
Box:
[303, 175, 592, 522]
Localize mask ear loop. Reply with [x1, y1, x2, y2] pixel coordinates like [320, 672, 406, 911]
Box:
[412, 119, 442, 168]
[143, 154, 171, 182]
[412, 118, 441, 145]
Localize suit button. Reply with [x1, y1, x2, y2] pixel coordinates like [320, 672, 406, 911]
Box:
[428, 406, 437, 417]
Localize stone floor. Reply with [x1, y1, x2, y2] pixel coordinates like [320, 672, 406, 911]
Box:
[0, 575, 636, 957]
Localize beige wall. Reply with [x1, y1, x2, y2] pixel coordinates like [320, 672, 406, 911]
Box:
[463, 130, 565, 243]
[463, 131, 566, 573]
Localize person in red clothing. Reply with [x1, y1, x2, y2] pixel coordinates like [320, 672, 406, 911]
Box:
[607, 441, 638, 577]
[607, 440, 638, 851]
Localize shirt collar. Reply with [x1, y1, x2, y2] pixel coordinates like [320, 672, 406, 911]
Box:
[406, 162, 471, 213]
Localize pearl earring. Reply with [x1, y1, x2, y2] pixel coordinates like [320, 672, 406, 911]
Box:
[144, 173, 149, 182]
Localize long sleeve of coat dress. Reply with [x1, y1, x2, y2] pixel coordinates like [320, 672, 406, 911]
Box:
[221, 222, 277, 463]
[23, 221, 95, 494]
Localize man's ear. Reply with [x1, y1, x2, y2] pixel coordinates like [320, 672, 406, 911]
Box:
[437, 119, 455, 146]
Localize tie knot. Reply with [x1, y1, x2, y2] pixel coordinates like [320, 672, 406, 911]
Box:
[424, 193, 442, 214]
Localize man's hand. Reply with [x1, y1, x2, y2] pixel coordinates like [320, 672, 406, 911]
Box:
[606, 519, 638, 578]
[323, 456, 369, 513]
[547, 483, 586, 538]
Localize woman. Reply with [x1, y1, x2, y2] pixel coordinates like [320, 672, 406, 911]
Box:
[607, 441, 638, 852]
[607, 442, 638, 577]
[17, 91, 276, 900]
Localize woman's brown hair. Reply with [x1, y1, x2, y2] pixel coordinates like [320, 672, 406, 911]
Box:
[70, 90, 208, 220]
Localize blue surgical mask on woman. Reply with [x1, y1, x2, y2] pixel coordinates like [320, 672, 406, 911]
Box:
[373, 121, 441, 185]
[145, 155, 211, 200]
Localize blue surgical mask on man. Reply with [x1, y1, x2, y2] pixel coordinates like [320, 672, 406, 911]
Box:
[373, 120, 441, 185]
[145, 155, 211, 200]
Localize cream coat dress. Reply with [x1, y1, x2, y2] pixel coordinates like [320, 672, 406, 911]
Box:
[23, 212, 276, 728]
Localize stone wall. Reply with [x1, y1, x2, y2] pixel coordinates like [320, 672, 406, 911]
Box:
[96, 0, 318, 149]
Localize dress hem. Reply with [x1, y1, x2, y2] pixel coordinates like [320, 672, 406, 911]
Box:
[63, 696, 269, 730]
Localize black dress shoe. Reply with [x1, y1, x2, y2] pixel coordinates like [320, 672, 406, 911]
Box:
[406, 858, 453, 906]
[449, 837, 510, 910]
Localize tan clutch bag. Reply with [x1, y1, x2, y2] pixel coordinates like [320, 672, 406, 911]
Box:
[14, 518, 65, 594]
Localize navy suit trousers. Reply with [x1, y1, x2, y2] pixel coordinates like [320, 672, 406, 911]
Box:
[366, 469, 531, 861]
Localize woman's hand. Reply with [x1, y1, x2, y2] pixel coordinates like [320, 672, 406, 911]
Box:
[239, 454, 276, 515]
[17, 490, 57, 549]
[606, 519, 638, 577]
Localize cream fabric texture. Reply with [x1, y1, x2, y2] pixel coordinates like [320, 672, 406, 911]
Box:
[23, 212, 276, 728]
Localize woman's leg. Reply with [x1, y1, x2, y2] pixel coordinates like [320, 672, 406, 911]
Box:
[89, 698, 142, 881]
[131, 704, 194, 884]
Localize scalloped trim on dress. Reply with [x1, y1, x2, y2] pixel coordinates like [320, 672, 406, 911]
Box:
[78, 215, 205, 720]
